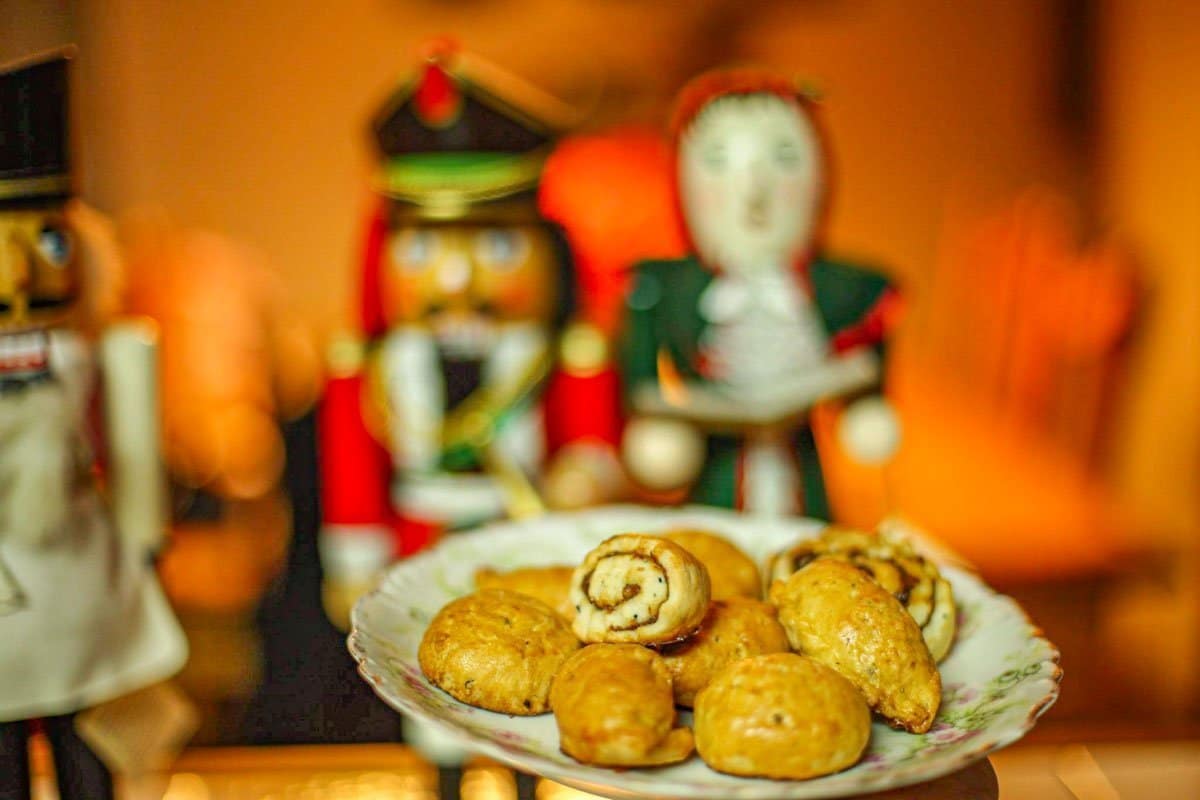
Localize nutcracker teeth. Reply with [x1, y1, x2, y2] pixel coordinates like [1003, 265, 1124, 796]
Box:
[0, 332, 48, 371]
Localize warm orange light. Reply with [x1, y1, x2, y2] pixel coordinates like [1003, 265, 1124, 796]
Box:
[461, 759, 518, 800]
[535, 779, 610, 800]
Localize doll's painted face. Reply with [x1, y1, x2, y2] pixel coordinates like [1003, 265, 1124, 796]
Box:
[0, 205, 78, 332]
[678, 93, 822, 274]
[381, 222, 557, 350]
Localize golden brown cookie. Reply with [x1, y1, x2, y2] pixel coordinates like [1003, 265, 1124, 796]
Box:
[570, 534, 710, 645]
[418, 589, 579, 715]
[474, 565, 575, 620]
[694, 653, 870, 779]
[662, 529, 761, 600]
[766, 526, 957, 662]
[550, 643, 694, 767]
[769, 558, 941, 733]
[659, 598, 790, 707]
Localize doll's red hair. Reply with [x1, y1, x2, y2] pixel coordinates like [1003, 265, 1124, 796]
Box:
[670, 68, 813, 142]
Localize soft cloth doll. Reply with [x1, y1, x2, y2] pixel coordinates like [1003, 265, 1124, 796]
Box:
[620, 68, 901, 518]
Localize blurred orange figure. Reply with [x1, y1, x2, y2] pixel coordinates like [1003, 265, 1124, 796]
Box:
[121, 215, 320, 500]
[815, 190, 1139, 581]
[119, 212, 321, 614]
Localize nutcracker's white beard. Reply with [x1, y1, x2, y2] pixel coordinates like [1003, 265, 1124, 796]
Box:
[0, 379, 79, 548]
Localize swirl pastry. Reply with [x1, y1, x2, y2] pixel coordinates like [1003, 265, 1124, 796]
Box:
[766, 526, 957, 662]
[662, 529, 761, 600]
[474, 565, 575, 620]
[570, 534, 710, 645]
[694, 653, 870, 780]
[770, 558, 941, 733]
[550, 643, 694, 767]
[418, 589, 579, 715]
[659, 598, 790, 706]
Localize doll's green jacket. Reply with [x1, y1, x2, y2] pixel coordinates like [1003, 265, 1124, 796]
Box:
[620, 254, 892, 520]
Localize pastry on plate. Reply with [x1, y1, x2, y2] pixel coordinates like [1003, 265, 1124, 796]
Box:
[693, 653, 870, 779]
[659, 598, 790, 706]
[570, 534, 710, 645]
[766, 526, 957, 662]
[474, 564, 575, 619]
[662, 529, 761, 600]
[418, 588, 579, 715]
[770, 557, 941, 733]
[550, 643, 694, 767]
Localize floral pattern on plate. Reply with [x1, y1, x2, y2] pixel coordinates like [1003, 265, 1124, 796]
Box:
[349, 506, 1061, 799]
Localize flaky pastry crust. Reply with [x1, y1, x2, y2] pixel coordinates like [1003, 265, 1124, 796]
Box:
[570, 534, 710, 645]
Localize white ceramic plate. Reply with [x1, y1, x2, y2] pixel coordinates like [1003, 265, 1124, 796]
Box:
[349, 506, 1060, 799]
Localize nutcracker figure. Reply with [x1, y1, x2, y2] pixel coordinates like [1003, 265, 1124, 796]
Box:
[619, 68, 901, 518]
[319, 43, 622, 620]
[0, 53, 186, 799]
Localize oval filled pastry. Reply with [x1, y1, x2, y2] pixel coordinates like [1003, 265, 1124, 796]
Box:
[550, 644, 694, 767]
[659, 598, 790, 707]
[570, 534, 710, 645]
[694, 653, 870, 780]
[474, 564, 576, 620]
[766, 526, 957, 662]
[770, 558, 941, 733]
[418, 589, 579, 715]
[662, 529, 761, 600]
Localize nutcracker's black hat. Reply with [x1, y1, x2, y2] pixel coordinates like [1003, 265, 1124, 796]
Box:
[0, 50, 73, 207]
[370, 40, 577, 222]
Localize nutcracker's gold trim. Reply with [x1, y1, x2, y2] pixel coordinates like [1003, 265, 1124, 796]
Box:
[481, 445, 546, 520]
[387, 193, 545, 225]
[360, 329, 554, 518]
[327, 332, 366, 378]
[440, 340, 552, 519]
[441, 343, 554, 452]
[559, 322, 609, 375]
[0, 174, 72, 202]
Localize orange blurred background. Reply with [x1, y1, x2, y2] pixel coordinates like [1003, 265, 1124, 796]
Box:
[6, 0, 1192, 541]
[4, 0, 1198, 733]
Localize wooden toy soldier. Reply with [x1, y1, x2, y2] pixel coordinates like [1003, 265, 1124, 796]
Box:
[0, 51, 186, 800]
[318, 43, 622, 621]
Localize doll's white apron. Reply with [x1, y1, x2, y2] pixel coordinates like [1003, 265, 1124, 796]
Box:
[0, 332, 187, 721]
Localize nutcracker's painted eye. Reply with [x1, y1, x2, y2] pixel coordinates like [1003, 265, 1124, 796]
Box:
[391, 229, 438, 272]
[475, 228, 528, 271]
[37, 224, 72, 268]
